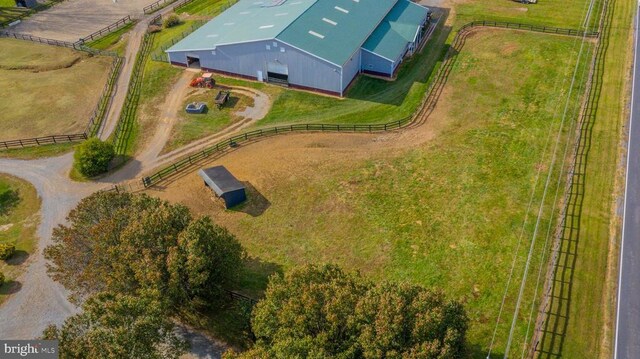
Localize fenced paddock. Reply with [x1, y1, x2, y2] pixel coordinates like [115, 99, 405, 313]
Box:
[0, 134, 87, 150]
[135, 20, 598, 190]
[0, 35, 123, 150]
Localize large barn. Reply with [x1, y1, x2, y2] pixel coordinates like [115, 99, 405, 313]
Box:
[166, 0, 431, 96]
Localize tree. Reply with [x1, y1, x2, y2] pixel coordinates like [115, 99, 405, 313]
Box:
[226, 264, 468, 359]
[0, 243, 15, 260]
[42, 291, 187, 359]
[163, 14, 181, 28]
[0, 271, 4, 286]
[44, 191, 245, 306]
[73, 138, 115, 177]
[169, 216, 245, 303]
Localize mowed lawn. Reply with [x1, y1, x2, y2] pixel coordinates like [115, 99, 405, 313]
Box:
[150, 29, 587, 355]
[0, 39, 112, 140]
[163, 90, 254, 152]
[0, 174, 40, 304]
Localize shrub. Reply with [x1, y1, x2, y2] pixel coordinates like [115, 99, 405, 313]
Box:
[0, 243, 15, 260]
[163, 14, 181, 29]
[226, 264, 469, 359]
[148, 25, 162, 34]
[73, 138, 115, 178]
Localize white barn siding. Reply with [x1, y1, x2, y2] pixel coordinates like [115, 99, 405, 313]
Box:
[169, 40, 344, 95]
[341, 50, 361, 93]
[361, 49, 395, 76]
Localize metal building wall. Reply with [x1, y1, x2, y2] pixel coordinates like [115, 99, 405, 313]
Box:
[360, 49, 395, 76]
[342, 50, 361, 92]
[168, 39, 343, 94]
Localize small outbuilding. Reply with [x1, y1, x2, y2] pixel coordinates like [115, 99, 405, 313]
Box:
[199, 166, 246, 208]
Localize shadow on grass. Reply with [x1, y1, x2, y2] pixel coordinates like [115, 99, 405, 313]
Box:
[468, 344, 504, 359]
[534, 0, 611, 357]
[230, 182, 270, 217]
[0, 280, 22, 296]
[5, 250, 29, 266]
[0, 188, 20, 216]
[346, 7, 452, 106]
[179, 256, 282, 349]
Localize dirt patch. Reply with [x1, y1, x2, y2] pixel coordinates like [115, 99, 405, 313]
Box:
[501, 42, 520, 56]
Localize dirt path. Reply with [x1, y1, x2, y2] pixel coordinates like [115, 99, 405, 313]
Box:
[0, 154, 107, 339]
[6, 0, 153, 43]
[99, 4, 180, 140]
[150, 86, 271, 171]
[0, 7, 226, 357]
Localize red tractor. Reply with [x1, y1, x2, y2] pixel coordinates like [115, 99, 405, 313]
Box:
[190, 73, 215, 88]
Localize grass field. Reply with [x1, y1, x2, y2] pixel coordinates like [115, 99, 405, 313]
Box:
[86, 22, 134, 55]
[175, 0, 233, 18]
[133, 0, 625, 355]
[0, 174, 40, 305]
[0, 39, 112, 141]
[150, 28, 590, 354]
[543, 0, 634, 357]
[163, 90, 254, 152]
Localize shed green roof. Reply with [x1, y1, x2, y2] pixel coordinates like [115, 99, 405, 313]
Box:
[167, 0, 317, 52]
[362, 0, 429, 62]
[276, 0, 398, 66]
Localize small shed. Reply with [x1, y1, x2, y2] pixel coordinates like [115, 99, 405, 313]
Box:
[198, 166, 246, 208]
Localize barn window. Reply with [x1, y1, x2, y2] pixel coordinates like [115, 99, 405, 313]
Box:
[266, 45, 271, 50]
[211, 50, 216, 55]
[273, 41, 278, 47]
[280, 47, 285, 53]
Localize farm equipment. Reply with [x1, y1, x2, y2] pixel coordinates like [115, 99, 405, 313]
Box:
[215, 90, 230, 109]
[185, 102, 207, 114]
[190, 73, 215, 88]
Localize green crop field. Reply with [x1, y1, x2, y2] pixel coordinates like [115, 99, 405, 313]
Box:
[0, 174, 40, 304]
[0, 39, 112, 141]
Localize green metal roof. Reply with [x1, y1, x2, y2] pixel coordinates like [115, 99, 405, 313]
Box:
[167, 0, 318, 52]
[276, 0, 398, 66]
[362, 0, 429, 62]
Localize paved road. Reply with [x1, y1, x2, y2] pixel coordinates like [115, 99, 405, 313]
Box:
[614, 3, 640, 359]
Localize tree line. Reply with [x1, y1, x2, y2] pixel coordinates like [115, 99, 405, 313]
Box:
[42, 191, 469, 358]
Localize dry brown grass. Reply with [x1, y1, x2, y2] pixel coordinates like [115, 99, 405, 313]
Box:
[0, 39, 112, 140]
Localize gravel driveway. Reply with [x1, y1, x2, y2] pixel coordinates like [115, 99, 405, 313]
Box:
[7, 0, 156, 42]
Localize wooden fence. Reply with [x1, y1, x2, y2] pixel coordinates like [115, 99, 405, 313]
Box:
[150, 20, 205, 62]
[111, 32, 155, 156]
[85, 56, 124, 136]
[138, 119, 411, 188]
[143, 0, 178, 14]
[79, 15, 132, 43]
[0, 0, 65, 28]
[0, 31, 78, 48]
[460, 20, 599, 37]
[134, 19, 599, 189]
[528, 0, 611, 356]
[0, 134, 87, 150]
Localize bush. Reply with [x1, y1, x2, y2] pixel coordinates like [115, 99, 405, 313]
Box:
[226, 264, 469, 359]
[73, 138, 115, 177]
[163, 14, 181, 28]
[148, 25, 162, 34]
[0, 243, 15, 260]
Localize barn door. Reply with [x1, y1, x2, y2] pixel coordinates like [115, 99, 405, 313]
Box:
[267, 62, 288, 85]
